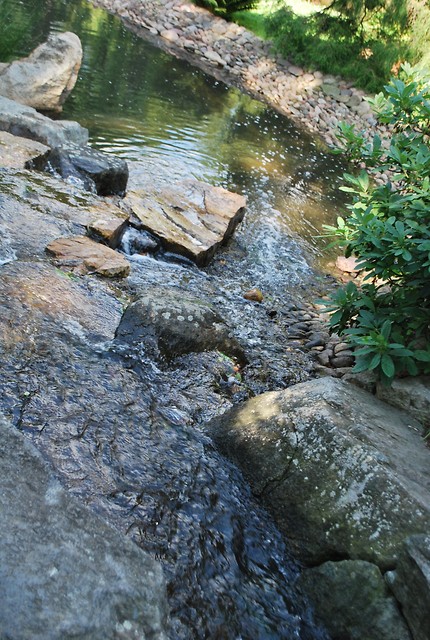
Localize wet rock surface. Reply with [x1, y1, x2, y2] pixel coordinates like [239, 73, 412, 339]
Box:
[0, 166, 329, 639]
[0, 412, 169, 640]
[0, 95, 88, 147]
[29, 143, 129, 195]
[124, 179, 246, 266]
[0, 32, 82, 112]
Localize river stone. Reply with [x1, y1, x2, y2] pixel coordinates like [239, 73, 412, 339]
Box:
[28, 144, 129, 196]
[207, 377, 430, 567]
[87, 203, 129, 248]
[297, 560, 411, 640]
[0, 95, 88, 147]
[0, 413, 168, 640]
[376, 376, 430, 431]
[0, 130, 49, 169]
[115, 286, 246, 362]
[46, 235, 130, 277]
[0, 32, 82, 111]
[386, 535, 430, 640]
[123, 180, 246, 266]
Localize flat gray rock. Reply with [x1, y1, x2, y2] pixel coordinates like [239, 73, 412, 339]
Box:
[377, 376, 430, 431]
[0, 413, 168, 640]
[0, 95, 88, 147]
[0, 130, 49, 169]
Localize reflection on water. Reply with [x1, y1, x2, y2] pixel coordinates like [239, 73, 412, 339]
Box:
[2, 0, 347, 257]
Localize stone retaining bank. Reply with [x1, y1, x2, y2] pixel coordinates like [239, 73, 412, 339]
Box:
[88, 0, 386, 151]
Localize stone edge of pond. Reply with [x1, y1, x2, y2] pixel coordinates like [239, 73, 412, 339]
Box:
[87, 0, 387, 157]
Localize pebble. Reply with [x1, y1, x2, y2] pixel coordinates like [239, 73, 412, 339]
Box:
[331, 354, 355, 368]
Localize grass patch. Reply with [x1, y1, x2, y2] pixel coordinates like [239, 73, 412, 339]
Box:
[230, 0, 319, 38]
[192, 0, 430, 92]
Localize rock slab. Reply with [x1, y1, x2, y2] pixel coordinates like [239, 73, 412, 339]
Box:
[0, 130, 49, 169]
[46, 235, 130, 277]
[124, 179, 246, 266]
[0, 32, 82, 111]
[0, 95, 88, 147]
[0, 413, 168, 640]
[208, 377, 430, 567]
[87, 202, 129, 248]
[377, 376, 430, 431]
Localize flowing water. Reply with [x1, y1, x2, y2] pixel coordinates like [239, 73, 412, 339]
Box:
[0, 0, 351, 637]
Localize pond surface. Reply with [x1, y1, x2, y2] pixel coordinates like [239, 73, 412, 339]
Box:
[0, 1, 349, 638]
[1, 0, 347, 261]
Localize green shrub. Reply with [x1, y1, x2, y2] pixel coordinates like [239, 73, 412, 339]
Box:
[265, 5, 406, 92]
[323, 65, 430, 383]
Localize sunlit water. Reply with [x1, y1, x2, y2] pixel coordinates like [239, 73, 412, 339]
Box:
[0, 0, 350, 637]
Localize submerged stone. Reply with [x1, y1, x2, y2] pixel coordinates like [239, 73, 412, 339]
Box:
[0, 32, 82, 112]
[123, 179, 246, 266]
[0, 413, 169, 640]
[46, 235, 130, 277]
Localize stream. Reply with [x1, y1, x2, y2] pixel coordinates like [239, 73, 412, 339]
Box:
[0, 0, 351, 637]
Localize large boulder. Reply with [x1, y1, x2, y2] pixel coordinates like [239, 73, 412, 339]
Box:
[207, 377, 430, 568]
[115, 286, 246, 362]
[297, 560, 411, 640]
[27, 144, 129, 196]
[123, 179, 246, 266]
[0, 32, 82, 111]
[0, 413, 168, 640]
[386, 535, 430, 640]
[0, 95, 88, 147]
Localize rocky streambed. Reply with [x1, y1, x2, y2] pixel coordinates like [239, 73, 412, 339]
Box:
[1, 4, 430, 640]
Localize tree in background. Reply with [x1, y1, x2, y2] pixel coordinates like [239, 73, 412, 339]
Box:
[266, 0, 430, 92]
